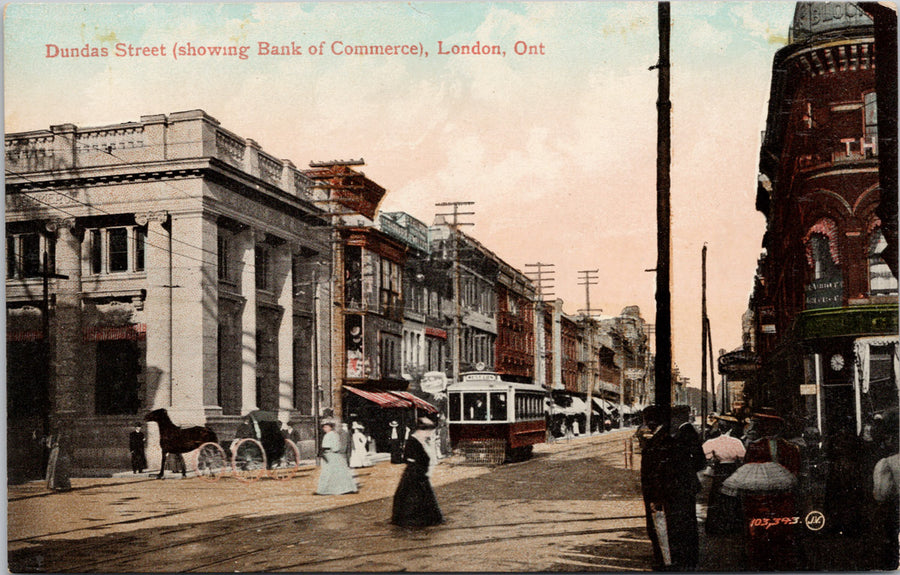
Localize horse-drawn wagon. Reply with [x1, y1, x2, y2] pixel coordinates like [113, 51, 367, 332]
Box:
[146, 409, 301, 482]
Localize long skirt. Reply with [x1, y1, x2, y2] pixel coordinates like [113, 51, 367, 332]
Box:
[391, 467, 443, 527]
[315, 453, 358, 495]
[743, 491, 799, 571]
[706, 462, 744, 535]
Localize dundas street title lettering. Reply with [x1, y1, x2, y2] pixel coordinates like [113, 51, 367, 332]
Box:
[43, 39, 547, 61]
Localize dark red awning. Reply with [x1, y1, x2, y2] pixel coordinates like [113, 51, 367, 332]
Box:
[344, 386, 412, 409]
[390, 391, 438, 413]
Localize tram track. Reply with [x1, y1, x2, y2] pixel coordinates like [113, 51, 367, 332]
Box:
[13, 431, 641, 572]
[62, 510, 645, 573]
[190, 515, 644, 573]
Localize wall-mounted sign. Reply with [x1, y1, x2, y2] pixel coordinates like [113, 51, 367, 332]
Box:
[800, 384, 818, 395]
[805, 278, 843, 309]
[792, 2, 872, 39]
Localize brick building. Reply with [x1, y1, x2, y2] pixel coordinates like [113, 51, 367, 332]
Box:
[749, 3, 898, 434]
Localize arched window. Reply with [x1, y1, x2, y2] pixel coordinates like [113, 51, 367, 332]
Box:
[804, 219, 842, 309]
[869, 228, 898, 296]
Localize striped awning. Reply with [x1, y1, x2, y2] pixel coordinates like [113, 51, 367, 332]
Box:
[390, 391, 438, 413]
[344, 386, 412, 409]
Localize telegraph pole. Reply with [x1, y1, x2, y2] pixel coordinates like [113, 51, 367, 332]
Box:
[435, 201, 474, 383]
[525, 262, 555, 388]
[707, 317, 716, 413]
[653, 1, 673, 424]
[701, 244, 708, 438]
[577, 269, 601, 432]
[308, 158, 367, 420]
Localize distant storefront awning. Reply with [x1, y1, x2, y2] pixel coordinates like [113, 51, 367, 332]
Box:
[592, 397, 615, 415]
[389, 391, 439, 413]
[345, 386, 412, 409]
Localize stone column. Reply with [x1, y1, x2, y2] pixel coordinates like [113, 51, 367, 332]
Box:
[276, 245, 295, 421]
[45, 218, 84, 428]
[136, 211, 172, 411]
[136, 211, 171, 471]
[237, 228, 258, 414]
[168, 211, 218, 425]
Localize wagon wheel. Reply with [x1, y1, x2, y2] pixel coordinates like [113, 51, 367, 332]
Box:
[231, 438, 267, 483]
[270, 438, 301, 481]
[195, 442, 228, 481]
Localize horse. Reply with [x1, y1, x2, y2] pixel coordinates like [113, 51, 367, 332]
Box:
[145, 409, 218, 479]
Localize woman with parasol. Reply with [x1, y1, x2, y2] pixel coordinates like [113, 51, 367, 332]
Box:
[703, 415, 745, 535]
[722, 412, 800, 570]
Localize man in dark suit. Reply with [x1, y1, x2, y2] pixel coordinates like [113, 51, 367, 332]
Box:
[641, 405, 705, 571]
[668, 405, 705, 570]
[640, 405, 671, 570]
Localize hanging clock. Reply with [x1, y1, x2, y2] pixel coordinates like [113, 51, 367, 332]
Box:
[830, 353, 845, 372]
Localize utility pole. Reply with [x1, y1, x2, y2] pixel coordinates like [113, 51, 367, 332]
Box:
[653, 1, 673, 425]
[434, 201, 474, 383]
[308, 158, 367, 421]
[525, 262, 555, 388]
[701, 244, 708, 439]
[577, 269, 601, 433]
[707, 317, 716, 413]
[41, 250, 68, 440]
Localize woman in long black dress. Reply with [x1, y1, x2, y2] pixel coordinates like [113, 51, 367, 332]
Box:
[391, 417, 443, 528]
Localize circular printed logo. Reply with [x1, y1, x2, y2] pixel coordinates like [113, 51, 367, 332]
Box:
[805, 510, 826, 531]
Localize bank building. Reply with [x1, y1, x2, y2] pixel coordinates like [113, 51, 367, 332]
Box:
[6, 110, 340, 479]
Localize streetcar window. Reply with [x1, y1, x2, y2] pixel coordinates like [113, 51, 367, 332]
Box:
[490, 392, 507, 421]
[464, 393, 488, 421]
[449, 393, 461, 421]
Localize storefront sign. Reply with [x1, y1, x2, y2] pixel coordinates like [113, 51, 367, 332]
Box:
[425, 327, 447, 339]
[805, 278, 842, 309]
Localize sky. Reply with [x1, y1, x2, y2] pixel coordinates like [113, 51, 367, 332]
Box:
[3, 1, 799, 390]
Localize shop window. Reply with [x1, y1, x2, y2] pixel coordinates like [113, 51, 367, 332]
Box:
[95, 340, 141, 415]
[869, 229, 898, 296]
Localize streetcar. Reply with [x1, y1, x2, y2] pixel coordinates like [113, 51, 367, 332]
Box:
[447, 371, 548, 464]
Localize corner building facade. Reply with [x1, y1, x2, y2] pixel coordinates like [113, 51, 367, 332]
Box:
[751, 4, 898, 435]
[6, 110, 332, 477]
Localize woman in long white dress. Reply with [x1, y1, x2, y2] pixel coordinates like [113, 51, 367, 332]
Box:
[349, 424, 372, 468]
[315, 422, 358, 495]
